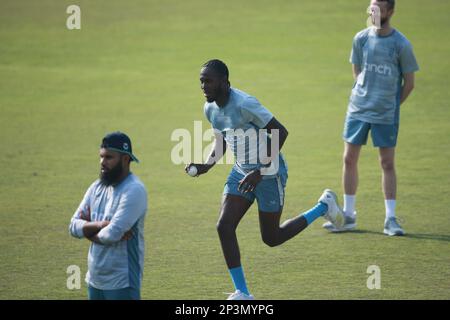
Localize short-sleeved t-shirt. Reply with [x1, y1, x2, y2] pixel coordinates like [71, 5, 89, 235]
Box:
[69, 173, 147, 290]
[204, 88, 276, 175]
[348, 27, 419, 124]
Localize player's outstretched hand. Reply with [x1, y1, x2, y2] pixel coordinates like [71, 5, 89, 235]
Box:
[238, 169, 262, 193]
[185, 163, 212, 177]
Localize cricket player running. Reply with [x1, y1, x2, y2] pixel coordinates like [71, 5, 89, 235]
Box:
[69, 132, 148, 300]
[186, 59, 345, 300]
[323, 0, 419, 235]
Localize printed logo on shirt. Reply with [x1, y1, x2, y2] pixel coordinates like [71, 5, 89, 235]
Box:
[365, 63, 392, 76]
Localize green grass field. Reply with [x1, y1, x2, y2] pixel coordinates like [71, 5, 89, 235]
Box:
[1, 0, 449, 299]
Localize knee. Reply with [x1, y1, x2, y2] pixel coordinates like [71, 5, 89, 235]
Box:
[216, 219, 235, 235]
[380, 158, 395, 171]
[261, 234, 279, 248]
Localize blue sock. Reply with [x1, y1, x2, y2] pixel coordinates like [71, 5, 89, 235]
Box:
[302, 202, 328, 225]
[229, 266, 249, 295]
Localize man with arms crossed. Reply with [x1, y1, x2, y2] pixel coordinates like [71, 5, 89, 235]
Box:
[69, 132, 148, 299]
[324, 0, 419, 235]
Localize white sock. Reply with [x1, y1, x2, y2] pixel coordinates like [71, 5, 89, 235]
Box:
[343, 194, 356, 217]
[385, 199, 396, 219]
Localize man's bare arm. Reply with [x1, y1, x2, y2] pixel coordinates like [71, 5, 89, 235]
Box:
[352, 64, 361, 80]
[237, 117, 288, 193]
[264, 117, 289, 157]
[205, 131, 227, 166]
[400, 72, 415, 105]
[185, 131, 226, 176]
[82, 221, 109, 240]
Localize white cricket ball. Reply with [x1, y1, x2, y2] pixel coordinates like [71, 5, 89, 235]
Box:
[187, 166, 198, 177]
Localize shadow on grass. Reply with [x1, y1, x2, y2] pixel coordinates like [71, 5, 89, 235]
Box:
[403, 233, 450, 242]
[333, 229, 450, 242]
[329, 229, 385, 237]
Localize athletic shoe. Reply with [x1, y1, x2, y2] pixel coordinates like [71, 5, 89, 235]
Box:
[383, 217, 405, 236]
[323, 212, 357, 232]
[226, 290, 255, 300]
[318, 189, 345, 229]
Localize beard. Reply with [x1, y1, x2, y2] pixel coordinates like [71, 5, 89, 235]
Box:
[205, 89, 219, 103]
[100, 162, 124, 186]
[205, 85, 227, 103]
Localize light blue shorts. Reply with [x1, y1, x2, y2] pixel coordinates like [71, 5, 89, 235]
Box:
[224, 157, 288, 213]
[88, 285, 140, 300]
[343, 116, 399, 148]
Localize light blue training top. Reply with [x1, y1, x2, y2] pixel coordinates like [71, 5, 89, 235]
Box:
[69, 173, 147, 290]
[204, 87, 283, 176]
[348, 27, 419, 124]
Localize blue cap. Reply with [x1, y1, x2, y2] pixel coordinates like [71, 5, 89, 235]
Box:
[101, 131, 139, 163]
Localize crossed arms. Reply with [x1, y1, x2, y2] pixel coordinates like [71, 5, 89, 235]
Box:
[69, 185, 146, 245]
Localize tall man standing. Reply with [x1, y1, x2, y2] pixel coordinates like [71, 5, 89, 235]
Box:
[69, 132, 148, 299]
[323, 0, 419, 235]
